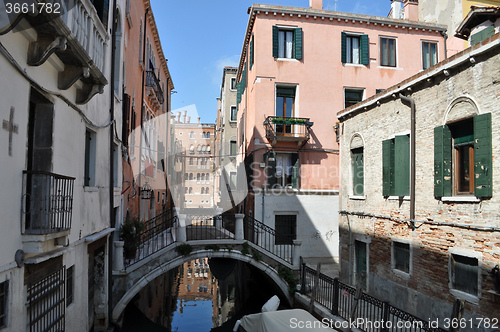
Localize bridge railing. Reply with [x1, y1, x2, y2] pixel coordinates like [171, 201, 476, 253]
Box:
[186, 214, 236, 241]
[244, 215, 294, 264]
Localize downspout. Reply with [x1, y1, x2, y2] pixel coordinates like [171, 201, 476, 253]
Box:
[399, 93, 416, 229]
[440, 31, 448, 59]
[108, 0, 117, 325]
[138, 8, 149, 220]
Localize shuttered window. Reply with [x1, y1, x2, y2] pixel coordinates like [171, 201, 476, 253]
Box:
[470, 25, 495, 46]
[451, 254, 478, 296]
[341, 32, 369, 65]
[272, 26, 303, 60]
[434, 113, 492, 198]
[267, 152, 299, 189]
[250, 35, 254, 69]
[382, 135, 409, 196]
[91, 0, 109, 29]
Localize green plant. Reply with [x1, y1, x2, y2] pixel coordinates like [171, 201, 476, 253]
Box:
[119, 217, 146, 258]
[225, 245, 233, 252]
[241, 242, 250, 255]
[205, 244, 220, 251]
[176, 243, 192, 256]
[252, 251, 263, 261]
[278, 265, 298, 295]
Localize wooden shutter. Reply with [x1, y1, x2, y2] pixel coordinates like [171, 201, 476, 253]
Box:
[394, 135, 410, 196]
[122, 93, 130, 147]
[267, 151, 277, 188]
[250, 35, 254, 69]
[341, 32, 347, 63]
[352, 148, 364, 196]
[360, 34, 369, 65]
[434, 125, 452, 197]
[474, 113, 492, 198]
[272, 26, 279, 58]
[382, 139, 395, 196]
[293, 28, 303, 60]
[292, 153, 299, 189]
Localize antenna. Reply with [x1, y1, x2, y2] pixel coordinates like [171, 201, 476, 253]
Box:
[335, 0, 338, 11]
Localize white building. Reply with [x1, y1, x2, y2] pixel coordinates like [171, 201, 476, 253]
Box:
[0, 0, 126, 330]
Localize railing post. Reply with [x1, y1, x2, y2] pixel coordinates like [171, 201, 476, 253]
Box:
[292, 240, 302, 269]
[332, 277, 339, 316]
[174, 208, 187, 243]
[113, 241, 125, 271]
[235, 214, 244, 240]
[381, 300, 390, 332]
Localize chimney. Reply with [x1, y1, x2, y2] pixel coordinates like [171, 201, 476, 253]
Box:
[182, 110, 187, 123]
[198, 117, 201, 124]
[186, 116, 191, 124]
[309, 0, 322, 10]
[391, 0, 403, 19]
[176, 112, 181, 123]
[403, 0, 418, 21]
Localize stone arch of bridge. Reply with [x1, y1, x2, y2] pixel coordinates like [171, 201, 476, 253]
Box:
[112, 249, 293, 322]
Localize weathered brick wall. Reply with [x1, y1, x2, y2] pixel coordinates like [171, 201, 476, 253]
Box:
[339, 38, 500, 324]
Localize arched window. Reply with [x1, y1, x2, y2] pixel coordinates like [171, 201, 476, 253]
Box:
[190, 145, 194, 154]
[184, 173, 188, 180]
[185, 187, 188, 193]
[197, 173, 200, 182]
[189, 173, 193, 180]
[202, 132, 206, 138]
[197, 145, 202, 152]
[206, 173, 210, 181]
[206, 187, 209, 194]
[206, 132, 210, 139]
[189, 158, 193, 165]
[201, 174, 205, 182]
[201, 188, 205, 194]
[189, 187, 193, 194]
[190, 131, 194, 139]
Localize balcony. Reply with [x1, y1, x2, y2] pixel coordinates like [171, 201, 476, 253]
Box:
[18, 0, 109, 104]
[22, 170, 75, 236]
[264, 116, 313, 145]
[146, 70, 165, 107]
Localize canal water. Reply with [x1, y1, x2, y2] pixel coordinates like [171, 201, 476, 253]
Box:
[117, 258, 289, 331]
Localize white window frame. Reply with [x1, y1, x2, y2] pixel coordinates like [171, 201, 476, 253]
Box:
[379, 36, 398, 68]
[345, 33, 362, 65]
[275, 25, 298, 61]
[391, 238, 412, 277]
[448, 247, 482, 303]
[274, 83, 299, 118]
[230, 77, 237, 91]
[230, 106, 237, 123]
[343, 87, 365, 109]
[421, 40, 438, 70]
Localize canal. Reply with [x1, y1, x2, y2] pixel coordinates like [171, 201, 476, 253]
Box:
[117, 258, 290, 331]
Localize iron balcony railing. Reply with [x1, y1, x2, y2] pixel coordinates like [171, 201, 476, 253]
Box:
[300, 263, 447, 332]
[22, 170, 75, 235]
[146, 70, 165, 105]
[263, 116, 313, 142]
[244, 215, 294, 264]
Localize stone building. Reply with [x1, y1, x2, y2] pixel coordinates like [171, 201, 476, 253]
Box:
[337, 26, 500, 330]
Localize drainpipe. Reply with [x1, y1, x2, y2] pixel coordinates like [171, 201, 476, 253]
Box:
[108, 0, 117, 326]
[399, 93, 416, 229]
[139, 7, 149, 220]
[440, 31, 448, 59]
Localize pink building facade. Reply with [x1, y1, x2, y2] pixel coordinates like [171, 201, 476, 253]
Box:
[235, 2, 446, 260]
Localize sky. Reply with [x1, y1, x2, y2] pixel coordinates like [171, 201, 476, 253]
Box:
[150, 0, 390, 123]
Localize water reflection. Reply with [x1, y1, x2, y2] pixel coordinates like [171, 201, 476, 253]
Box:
[118, 257, 285, 332]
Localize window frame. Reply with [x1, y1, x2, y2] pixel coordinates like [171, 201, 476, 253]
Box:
[275, 84, 297, 135]
[84, 128, 97, 187]
[344, 88, 365, 109]
[379, 36, 397, 67]
[383, 132, 410, 197]
[351, 147, 364, 196]
[230, 77, 237, 91]
[448, 248, 482, 302]
[353, 235, 371, 291]
[66, 266, 74, 307]
[275, 214, 297, 245]
[391, 239, 411, 276]
[0, 280, 8, 329]
[230, 106, 237, 122]
[273, 26, 302, 60]
[421, 40, 438, 70]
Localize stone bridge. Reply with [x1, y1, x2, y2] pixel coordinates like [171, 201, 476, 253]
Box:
[111, 210, 303, 323]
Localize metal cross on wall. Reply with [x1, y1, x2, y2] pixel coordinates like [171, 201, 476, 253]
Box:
[2, 107, 18, 156]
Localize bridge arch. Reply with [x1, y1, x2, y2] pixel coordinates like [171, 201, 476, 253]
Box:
[112, 249, 293, 322]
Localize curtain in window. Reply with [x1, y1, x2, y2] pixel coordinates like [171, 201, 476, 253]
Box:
[286, 31, 293, 58]
[352, 37, 360, 64]
[278, 31, 285, 58]
[389, 39, 396, 66]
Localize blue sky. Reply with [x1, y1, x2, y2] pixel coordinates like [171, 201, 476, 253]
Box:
[150, 0, 390, 123]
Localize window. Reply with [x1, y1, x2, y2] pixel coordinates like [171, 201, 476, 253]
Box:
[275, 215, 296, 245]
[341, 32, 369, 65]
[380, 37, 396, 67]
[344, 89, 364, 108]
[352, 147, 364, 196]
[422, 41, 438, 69]
[206, 187, 209, 194]
[272, 26, 302, 59]
[383, 134, 409, 196]
[229, 171, 237, 190]
[450, 253, 479, 296]
[189, 173, 193, 180]
[84, 129, 96, 187]
[230, 140, 237, 157]
[90, 0, 109, 29]
[113, 143, 118, 187]
[393, 241, 410, 273]
[250, 35, 254, 69]
[189, 187, 193, 194]
[276, 86, 296, 133]
[434, 114, 492, 198]
[201, 187, 205, 194]
[189, 158, 193, 166]
[355, 240, 368, 289]
[470, 25, 495, 46]
[197, 173, 200, 183]
[230, 106, 237, 122]
[202, 132, 206, 138]
[190, 132, 194, 139]
[266, 152, 299, 189]
[230, 77, 237, 90]
[206, 132, 210, 139]
[0, 280, 8, 328]
[66, 266, 74, 306]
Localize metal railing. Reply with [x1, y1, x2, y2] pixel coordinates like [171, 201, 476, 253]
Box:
[301, 263, 447, 332]
[244, 216, 294, 264]
[22, 170, 75, 235]
[125, 210, 177, 267]
[146, 70, 165, 104]
[263, 116, 312, 141]
[186, 214, 236, 241]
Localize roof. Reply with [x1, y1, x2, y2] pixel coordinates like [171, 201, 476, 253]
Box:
[236, 4, 447, 79]
[455, 6, 500, 40]
[337, 31, 500, 120]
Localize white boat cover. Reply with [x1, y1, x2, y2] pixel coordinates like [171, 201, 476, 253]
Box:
[239, 309, 330, 331]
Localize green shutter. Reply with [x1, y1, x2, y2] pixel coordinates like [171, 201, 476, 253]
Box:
[267, 151, 277, 188]
[292, 154, 300, 189]
[250, 36, 254, 69]
[382, 139, 395, 196]
[272, 26, 279, 58]
[341, 32, 347, 63]
[293, 28, 303, 60]
[352, 148, 364, 196]
[482, 25, 495, 41]
[470, 31, 481, 46]
[434, 125, 452, 197]
[474, 113, 492, 198]
[360, 34, 369, 65]
[394, 135, 410, 196]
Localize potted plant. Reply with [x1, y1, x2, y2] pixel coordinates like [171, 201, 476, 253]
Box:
[119, 217, 146, 259]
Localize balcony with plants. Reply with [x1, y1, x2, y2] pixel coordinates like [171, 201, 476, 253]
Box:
[263, 116, 313, 144]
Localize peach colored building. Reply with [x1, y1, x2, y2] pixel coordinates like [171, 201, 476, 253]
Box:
[235, 1, 446, 261]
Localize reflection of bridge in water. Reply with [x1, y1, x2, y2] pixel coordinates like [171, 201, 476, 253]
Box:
[111, 208, 303, 325]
